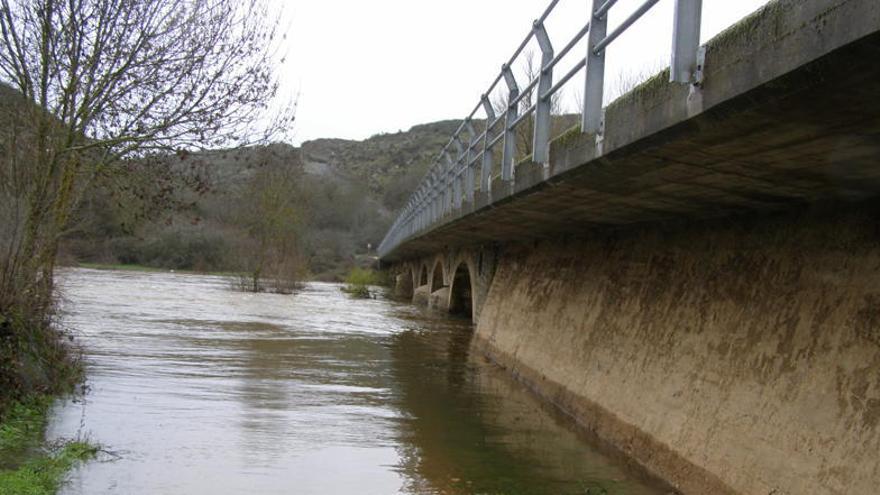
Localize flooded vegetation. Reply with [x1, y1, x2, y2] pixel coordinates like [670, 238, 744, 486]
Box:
[50, 268, 668, 494]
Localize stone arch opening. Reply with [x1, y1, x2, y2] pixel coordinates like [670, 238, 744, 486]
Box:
[449, 262, 473, 319]
[430, 261, 444, 292]
[419, 265, 428, 286]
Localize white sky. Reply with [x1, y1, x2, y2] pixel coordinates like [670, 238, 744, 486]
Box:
[275, 0, 770, 145]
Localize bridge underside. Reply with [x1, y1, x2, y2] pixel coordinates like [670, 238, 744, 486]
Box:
[384, 1, 880, 261]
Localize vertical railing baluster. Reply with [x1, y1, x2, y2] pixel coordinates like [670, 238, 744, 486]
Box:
[532, 21, 554, 165]
[465, 120, 477, 204]
[430, 169, 438, 223]
[501, 65, 519, 182]
[671, 0, 702, 84]
[583, 0, 608, 135]
[452, 136, 465, 209]
[480, 95, 495, 194]
[443, 151, 454, 214]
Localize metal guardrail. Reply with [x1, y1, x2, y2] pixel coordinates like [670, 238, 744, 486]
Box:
[379, 0, 704, 259]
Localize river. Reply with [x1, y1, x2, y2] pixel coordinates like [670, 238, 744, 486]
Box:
[49, 268, 669, 494]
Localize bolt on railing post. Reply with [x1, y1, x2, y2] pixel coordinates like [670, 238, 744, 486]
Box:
[582, 0, 608, 135]
[532, 21, 554, 165]
[464, 120, 477, 203]
[670, 0, 702, 84]
[501, 64, 519, 182]
[480, 95, 495, 194]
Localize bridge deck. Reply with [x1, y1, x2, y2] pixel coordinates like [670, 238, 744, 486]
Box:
[383, 0, 880, 261]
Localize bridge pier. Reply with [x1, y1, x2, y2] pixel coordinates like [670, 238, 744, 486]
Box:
[392, 246, 499, 321]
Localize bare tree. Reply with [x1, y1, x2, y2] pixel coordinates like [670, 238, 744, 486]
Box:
[0, 0, 293, 397]
[232, 149, 306, 294]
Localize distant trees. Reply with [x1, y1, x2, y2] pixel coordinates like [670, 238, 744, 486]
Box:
[0, 0, 292, 401]
[233, 152, 306, 293]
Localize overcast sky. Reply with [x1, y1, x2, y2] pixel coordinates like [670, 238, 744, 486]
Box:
[275, 0, 770, 145]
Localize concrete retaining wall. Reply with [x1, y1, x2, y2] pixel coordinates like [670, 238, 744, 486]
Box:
[475, 202, 880, 495]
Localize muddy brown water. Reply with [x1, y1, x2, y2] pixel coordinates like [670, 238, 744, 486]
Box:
[49, 268, 670, 494]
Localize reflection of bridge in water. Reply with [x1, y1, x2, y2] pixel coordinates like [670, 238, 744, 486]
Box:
[380, 1, 880, 494]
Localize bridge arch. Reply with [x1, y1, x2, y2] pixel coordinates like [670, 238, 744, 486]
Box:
[448, 261, 475, 319]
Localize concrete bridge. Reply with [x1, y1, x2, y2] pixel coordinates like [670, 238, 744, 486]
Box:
[380, 0, 880, 494]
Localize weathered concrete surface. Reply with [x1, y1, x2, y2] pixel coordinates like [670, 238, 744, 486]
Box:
[412, 284, 430, 306]
[428, 288, 450, 311]
[394, 273, 413, 299]
[383, 0, 880, 262]
[475, 201, 880, 495]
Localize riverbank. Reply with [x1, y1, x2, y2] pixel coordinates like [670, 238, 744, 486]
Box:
[0, 396, 97, 495]
[73, 262, 236, 277]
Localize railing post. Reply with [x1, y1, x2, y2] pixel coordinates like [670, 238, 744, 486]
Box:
[452, 136, 467, 208]
[418, 188, 425, 231]
[464, 120, 477, 204]
[434, 168, 441, 220]
[443, 151, 454, 213]
[414, 190, 421, 232]
[670, 0, 702, 84]
[582, 0, 608, 135]
[480, 94, 495, 194]
[501, 64, 519, 182]
[430, 170, 438, 223]
[532, 21, 554, 165]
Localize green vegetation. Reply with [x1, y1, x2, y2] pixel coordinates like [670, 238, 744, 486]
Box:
[76, 263, 236, 277]
[0, 396, 98, 495]
[341, 268, 385, 298]
[0, 311, 83, 416]
[76, 263, 167, 273]
[345, 267, 383, 286]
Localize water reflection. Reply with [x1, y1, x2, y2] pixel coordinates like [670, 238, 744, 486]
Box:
[49, 268, 668, 494]
[387, 314, 666, 495]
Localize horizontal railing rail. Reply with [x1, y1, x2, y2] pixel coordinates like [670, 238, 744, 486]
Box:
[379, 0, 704, 259]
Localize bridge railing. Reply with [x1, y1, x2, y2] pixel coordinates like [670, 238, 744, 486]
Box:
[379, 0, 704, 259]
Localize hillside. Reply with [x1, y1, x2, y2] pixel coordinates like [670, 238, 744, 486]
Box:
[63, 120, 462, 281]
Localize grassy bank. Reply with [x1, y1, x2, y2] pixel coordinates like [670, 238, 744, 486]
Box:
[341, 268, 388, 298]
[75, 262, 166, 272]
[0, 396, 97, 495]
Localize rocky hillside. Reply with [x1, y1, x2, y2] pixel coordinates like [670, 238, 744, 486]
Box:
[64, 120, 463, 280]
[299, 120, 460, 210]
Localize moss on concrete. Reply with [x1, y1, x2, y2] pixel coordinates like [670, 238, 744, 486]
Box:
[606, 67, 672, 114]
[551, 124, 583, 149]
[704, 0, 790, 53]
